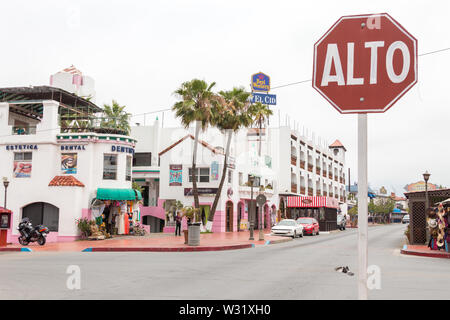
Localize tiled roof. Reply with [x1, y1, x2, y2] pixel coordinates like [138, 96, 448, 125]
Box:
[48, 176, 85, 187]
[61, 65, 83, 75]
[329, 139, 346, 151]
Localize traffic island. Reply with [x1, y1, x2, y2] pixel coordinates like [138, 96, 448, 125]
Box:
[401, 245, 450, 259]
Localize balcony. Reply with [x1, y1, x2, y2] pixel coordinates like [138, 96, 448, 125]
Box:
[335, 195, 339, 199]
[307, 164, 313, 173]
[308, 188, 314, 196]
[316, 167, 321, 175]
[329, 192, 334, 197]
[323, 191, 327, 196]
[329, 173, 333, 179]
[334, 177, 338, 182]
[322, 172, 327, 178]
[291, 156, 297, 166]
[12, 126, 37, 135]
[300, 186, 306, 195]
[300, 160, 305, 169]
[59, 117, 129, 136]
[291, 183, 297, 193]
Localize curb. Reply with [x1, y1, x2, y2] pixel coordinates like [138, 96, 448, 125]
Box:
[400, 245, 450, 259]
[0, 248, 33, 252]
[265, 238, 293, 245]
[82, 243, 253, 252]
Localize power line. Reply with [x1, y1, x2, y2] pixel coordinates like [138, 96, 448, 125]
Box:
[270, 47, 450, 91]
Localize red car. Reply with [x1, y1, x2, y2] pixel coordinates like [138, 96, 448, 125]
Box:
[296, 217, 320, 236]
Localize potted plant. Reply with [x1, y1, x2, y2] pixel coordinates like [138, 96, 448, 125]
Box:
[181, 206, 201, 246]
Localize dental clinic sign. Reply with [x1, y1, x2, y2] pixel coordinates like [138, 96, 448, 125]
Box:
[312, 13, 417, 113]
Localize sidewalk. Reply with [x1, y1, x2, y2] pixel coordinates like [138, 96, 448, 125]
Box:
[401, 244, 450, 259]
[1, 230, 291, 252]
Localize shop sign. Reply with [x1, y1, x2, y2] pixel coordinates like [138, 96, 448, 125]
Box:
[13, 161, 31, 178]
[211, 161, 219, 180]
[61, 153, 78, 174]
[60, 145, 86, 151]
[251, 72, 271, 93]
[169, 165, 182, 186]
[250, 92, 277, 105]
[111, 145, 135, 154]
[227, 157, 235, 169]
[6, 144, 38, 151]
[184, 188, 218, 196]
[239, 219, 248, 231]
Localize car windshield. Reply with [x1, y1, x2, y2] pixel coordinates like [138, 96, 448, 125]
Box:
[297, 218, 313, 224]
[403, 215, 409, 219]
[277, 220, 296, 227]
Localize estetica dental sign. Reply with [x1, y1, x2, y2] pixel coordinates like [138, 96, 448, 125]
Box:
[5, 144, 38, 151]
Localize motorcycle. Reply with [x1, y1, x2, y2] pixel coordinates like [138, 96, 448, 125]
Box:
[17, 217, 50, 246]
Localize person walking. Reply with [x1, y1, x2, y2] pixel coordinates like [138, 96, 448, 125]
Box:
[175, 212, 182, 236]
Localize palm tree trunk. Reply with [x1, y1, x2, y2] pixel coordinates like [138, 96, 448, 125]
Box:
[206, 130, 232, 232]
[192, 121, 201, 212]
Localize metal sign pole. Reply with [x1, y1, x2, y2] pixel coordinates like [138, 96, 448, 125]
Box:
[357, 113, 368, 300]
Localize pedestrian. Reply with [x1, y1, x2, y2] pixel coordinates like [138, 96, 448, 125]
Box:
[175, 212, 182, 236]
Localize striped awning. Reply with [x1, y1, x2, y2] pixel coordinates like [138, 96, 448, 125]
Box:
[286, 196, 339, 209]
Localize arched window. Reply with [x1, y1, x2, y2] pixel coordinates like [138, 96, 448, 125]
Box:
[22, 202, 59, 231]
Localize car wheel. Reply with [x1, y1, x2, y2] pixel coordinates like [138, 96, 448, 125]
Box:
[293, 231, 297, 239]
[312, 230, 316, 236]
[317, 229, 320, 235]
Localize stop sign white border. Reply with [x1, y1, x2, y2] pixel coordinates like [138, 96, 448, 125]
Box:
[312, 13, 418, 114]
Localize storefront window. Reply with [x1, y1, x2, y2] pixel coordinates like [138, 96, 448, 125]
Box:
[126, 156, 132, 181]
[103, 154, 117, 180]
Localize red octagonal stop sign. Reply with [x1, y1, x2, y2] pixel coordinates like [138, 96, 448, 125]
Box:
[313, 13, 417, 113]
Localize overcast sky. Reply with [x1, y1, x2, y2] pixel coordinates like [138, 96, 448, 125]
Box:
[1, 0, 449, 196]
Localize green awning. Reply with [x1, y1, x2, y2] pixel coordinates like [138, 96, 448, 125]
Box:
[134, 189, 142, 200]
[96, 188, 140, 201]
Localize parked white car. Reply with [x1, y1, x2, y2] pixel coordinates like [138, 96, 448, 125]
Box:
[271, 219, 304, 238]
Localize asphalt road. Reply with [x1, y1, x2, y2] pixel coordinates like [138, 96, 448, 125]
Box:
[0, 224, 449, 300]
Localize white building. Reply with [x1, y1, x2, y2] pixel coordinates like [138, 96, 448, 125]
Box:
[50, 65, 96, 101]
[131, 121, 347, 233]
[0, 85, 137, 243]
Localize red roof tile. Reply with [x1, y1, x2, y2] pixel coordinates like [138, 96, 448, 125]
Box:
[49, 176, 85, 187]
[329, 139, 346, 151]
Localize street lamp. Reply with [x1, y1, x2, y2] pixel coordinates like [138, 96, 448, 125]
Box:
[2, 177, 9, 209]
[249, 175, 255, 240]
[423, 170, 431, 243]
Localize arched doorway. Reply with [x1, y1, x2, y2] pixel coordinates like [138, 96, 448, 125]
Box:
[22, 202, 59, 231]
[226, 201, 234, 232]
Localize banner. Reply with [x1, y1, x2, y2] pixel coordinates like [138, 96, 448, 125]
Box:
[211, 161, 219, 180]
[13, 161, 32, 178]
[61, 153, 78, 174]
[169, 165, 182, 186]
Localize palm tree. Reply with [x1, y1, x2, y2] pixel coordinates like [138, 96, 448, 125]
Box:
[205, 87, 253, 231]
[248, 102, 273, 236]
[172, 79, 219, 209]
[101, 100, 131, 135]
[249, 102, 273, 157]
